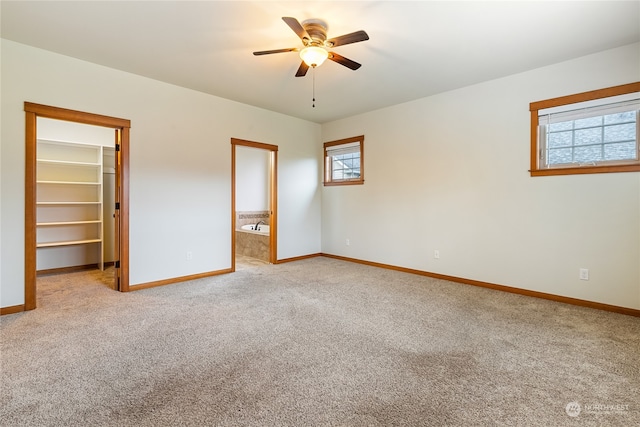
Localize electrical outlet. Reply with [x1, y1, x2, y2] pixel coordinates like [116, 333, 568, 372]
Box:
[434, 250, 440, 259]
[346, 239, 350, 246]
[186, 251, 193, 261]
[579, 268, 589, 281]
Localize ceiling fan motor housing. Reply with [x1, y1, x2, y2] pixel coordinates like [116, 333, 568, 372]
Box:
[301, 19, 328, 46]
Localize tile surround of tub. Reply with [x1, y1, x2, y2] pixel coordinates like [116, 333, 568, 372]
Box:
[235, 230, 269, 262]
[237, 211, 270, 227]
[236, 211, 270, 262]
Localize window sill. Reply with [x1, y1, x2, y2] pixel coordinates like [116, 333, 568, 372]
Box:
[530, 164, 640, 177]
[323, 180, 365, 186]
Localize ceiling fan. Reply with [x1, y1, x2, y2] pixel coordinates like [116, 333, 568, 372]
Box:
[253, 17, 369, 77]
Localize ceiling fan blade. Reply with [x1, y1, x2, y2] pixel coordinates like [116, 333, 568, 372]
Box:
[253, 48, 298, 56]
[282, 17, 311, 42]
[326, 30, 369, 47]
[295, 61, 310, 77]
[328, 52, 362, 70]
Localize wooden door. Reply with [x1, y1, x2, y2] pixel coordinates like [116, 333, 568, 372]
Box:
[113, 129, 121, 290]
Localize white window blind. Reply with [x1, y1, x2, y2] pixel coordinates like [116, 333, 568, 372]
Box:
[326, 141, 360, 157]
[538, 93, 640, 125]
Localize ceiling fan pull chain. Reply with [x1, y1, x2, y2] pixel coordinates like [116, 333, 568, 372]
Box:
[312, 67, 316, 108]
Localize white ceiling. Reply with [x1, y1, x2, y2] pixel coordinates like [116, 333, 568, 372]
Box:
[2, 1, 639, 123]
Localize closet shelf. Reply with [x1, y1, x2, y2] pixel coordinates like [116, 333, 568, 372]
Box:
[37, 158, 100, 166]
[37, 220, 102, 227]
[37, 201, 101, 205]
[37, 239, 102, 248]
[37, 180, 100, 185]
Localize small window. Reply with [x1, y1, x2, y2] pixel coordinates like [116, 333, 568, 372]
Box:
[324, 136, 364, 186]
[530, 83, 640, 176]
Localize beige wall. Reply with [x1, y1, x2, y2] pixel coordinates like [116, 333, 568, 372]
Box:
[1, 39, 322, 308]
[2, 38, 638, 311]
[321, 43, 640, 309]
[236, 146, 270, 212]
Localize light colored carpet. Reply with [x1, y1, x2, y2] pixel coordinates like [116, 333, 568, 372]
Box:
[1, 257, 638, 426]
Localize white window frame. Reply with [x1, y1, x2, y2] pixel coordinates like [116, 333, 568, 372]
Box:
[529, 83, 640, 177]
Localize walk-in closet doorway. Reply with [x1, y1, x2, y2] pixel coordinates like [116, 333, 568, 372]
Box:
[24, 103, 131, 310]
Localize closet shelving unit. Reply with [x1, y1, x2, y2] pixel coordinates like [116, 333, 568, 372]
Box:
[36, 139, 104, 270]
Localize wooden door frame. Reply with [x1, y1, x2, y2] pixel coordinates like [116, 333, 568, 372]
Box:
[24, 102, 131, 310]
[231, 138, 278, 270]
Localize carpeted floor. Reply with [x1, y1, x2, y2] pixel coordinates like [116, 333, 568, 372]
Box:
[1, 257, 638, 426]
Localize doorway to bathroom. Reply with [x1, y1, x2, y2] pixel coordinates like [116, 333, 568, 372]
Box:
[231, 138, 277, 271]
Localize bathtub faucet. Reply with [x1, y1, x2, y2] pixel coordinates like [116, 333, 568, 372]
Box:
[253, 220, 265, 231]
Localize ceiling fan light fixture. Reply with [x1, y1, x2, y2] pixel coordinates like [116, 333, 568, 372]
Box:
[300, 46, 328, 67]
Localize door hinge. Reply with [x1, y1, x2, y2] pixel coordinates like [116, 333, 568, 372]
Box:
[115, 202, 120, 210]
[115, 143, 121, 152]
[115, 260, 120, 269]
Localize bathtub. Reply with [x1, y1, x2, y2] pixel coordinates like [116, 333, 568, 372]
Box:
[240, 224, 270, 235]
[236, 224, 270, 261]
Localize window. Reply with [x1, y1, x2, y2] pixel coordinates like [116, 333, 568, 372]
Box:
[324, 135, 364, 186]
[529, 82, 640, 176]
